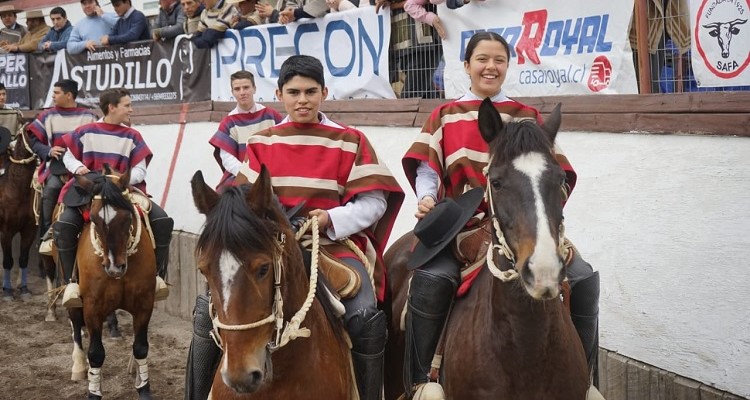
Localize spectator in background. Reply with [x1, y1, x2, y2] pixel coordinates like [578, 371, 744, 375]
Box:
[0, 83, 9, 109]
[152, 0, 185, 41]
[190, 0, 237, 49]
[181, 0, 205, 34]
[404, 0, 445, 40]
[0, 5, 26, 47]
[375, 0, 442, 99]
[228, 0, 263, 29]
[67, 0, 118, 55]
[38, 7, 73, 52]
[2, 10, 50, 53]
[255, 1, 280, 23]
[277, 0, 330, 24]
[327, 0, 357, 13]
[101, 0, 150, 46]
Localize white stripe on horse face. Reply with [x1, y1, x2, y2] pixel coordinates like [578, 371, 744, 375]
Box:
[98, 204, 117, 225]
[512, 152, 561, 282]
[219, 250, 242, 314]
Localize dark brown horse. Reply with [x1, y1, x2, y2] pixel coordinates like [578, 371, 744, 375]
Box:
[66, 168, 157, 400]
[0, 126, 38, 301]
[191, 167, 354, 399]
[384, 99, 590, 399]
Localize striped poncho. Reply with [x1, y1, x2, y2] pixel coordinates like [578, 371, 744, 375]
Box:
[60, 122, 153, 200]
[243, 116, 404, 301]
[209, 105, 282, 189]
[403, 96, 577, 204]
[27, 106, 98, 182]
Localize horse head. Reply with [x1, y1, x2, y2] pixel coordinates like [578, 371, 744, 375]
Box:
[192, 166, 297, 394]
[478, 98, 566, 301]
[76, 165, 135, 279]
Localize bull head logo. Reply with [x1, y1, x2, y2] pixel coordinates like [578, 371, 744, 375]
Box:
[702, 18, 748, 58]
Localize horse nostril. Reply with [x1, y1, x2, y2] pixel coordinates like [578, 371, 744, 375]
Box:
[249, 369, 263, 386]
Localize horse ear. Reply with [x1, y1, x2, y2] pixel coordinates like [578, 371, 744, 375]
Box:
[540, 103, 562, 143]
[103, 163, 113, 175]
[119, 169, 131, 190]
[478, 97, 503, 144]
[191, 170, 220, 215]
[246, 165, 275, 216]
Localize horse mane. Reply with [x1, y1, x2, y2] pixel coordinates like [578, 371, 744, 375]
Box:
[196, 185, 279, 262]
[488, 119, 553, 162]
[94, 176, 134, 212]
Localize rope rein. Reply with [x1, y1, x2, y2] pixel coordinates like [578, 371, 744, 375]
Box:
[9, 129, 37, 165]
[208, 215, 371, 352]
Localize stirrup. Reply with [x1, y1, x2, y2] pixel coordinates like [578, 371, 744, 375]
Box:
[155, 276, 169, 301]
[39, 238, 53, 256]
[411, 382, 445, 400]
[62, 283, 82, 308]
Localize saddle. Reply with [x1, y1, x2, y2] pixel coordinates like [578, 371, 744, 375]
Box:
[299, 236, 362, 300]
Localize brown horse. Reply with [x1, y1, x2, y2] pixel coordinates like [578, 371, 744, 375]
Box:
[384, 99, 590, 399]
[66, 167, 157, 400]
[0, 126, 38, 301]
[191, 167, 354, 399]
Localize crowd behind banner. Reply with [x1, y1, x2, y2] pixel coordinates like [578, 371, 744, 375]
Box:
[1, 0, 749, 110]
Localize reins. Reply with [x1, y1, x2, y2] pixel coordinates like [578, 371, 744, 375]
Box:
[208, 214, 371, 353]
[89, 187, 147, 258]
[9, 129, 37, 165]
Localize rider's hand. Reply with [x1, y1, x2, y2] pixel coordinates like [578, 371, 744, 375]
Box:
[415, 195, 436, 219]
[308, 209, 330, 233]
[49, 146, 66, 160]
[75, 166, 90, 175]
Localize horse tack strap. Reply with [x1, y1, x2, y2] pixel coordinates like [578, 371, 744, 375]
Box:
[89, 201, 145, 258]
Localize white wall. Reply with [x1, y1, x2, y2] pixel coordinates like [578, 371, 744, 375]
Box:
[136, 121, 750, 397]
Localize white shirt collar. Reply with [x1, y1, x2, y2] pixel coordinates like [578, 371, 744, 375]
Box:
[228, 103, 262, 116]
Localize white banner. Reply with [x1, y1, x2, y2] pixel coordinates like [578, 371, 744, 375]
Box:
[211, 7, 395, 102]
[439, 0, 638, 98]
[690, 0, 750, 87]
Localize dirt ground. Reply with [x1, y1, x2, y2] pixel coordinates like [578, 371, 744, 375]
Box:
[0, 265, 193, 399]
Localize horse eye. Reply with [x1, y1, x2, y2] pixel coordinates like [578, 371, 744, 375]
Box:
[257, 263, 271, 279]
[490, 179, 503, 190]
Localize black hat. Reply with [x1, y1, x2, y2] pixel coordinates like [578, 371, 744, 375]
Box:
[62, 172, 103, 207]
[407, 187, 484, 270]
[48, 158, 68, 176]
[0, 126, 11, 154]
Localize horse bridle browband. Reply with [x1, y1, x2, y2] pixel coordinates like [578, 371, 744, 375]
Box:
[482, 156, 568, 282]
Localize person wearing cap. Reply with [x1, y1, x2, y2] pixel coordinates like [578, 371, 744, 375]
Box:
[67, 0, 119, 55]
[38, 7, 73, 52]
[54, 88, 173, 308]
[1, 9, 49, 53]
[100, 0, 150, 46]
[152, 0, 185, 41]
[190, 0, 238, 48]
[0, 5, 26, 47]
[26, 80, 98, 255]
[401, 31, 600, 399]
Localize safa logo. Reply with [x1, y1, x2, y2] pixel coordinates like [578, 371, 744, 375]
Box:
[695, 0, 750, 78]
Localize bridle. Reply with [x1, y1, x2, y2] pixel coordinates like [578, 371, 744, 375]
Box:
[482, 154, 569, 283]
[208, 216, 322, 353]
[9, 129, 37, 165]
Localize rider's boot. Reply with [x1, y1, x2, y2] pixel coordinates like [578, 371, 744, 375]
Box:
[55, 220, 81, 308]
[350, 310, 387, 400]
[151, 216, 174, 301]
[570, 271, 600, 388]
[404, 270, 456, 400]
[185, 293, 222, 400]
